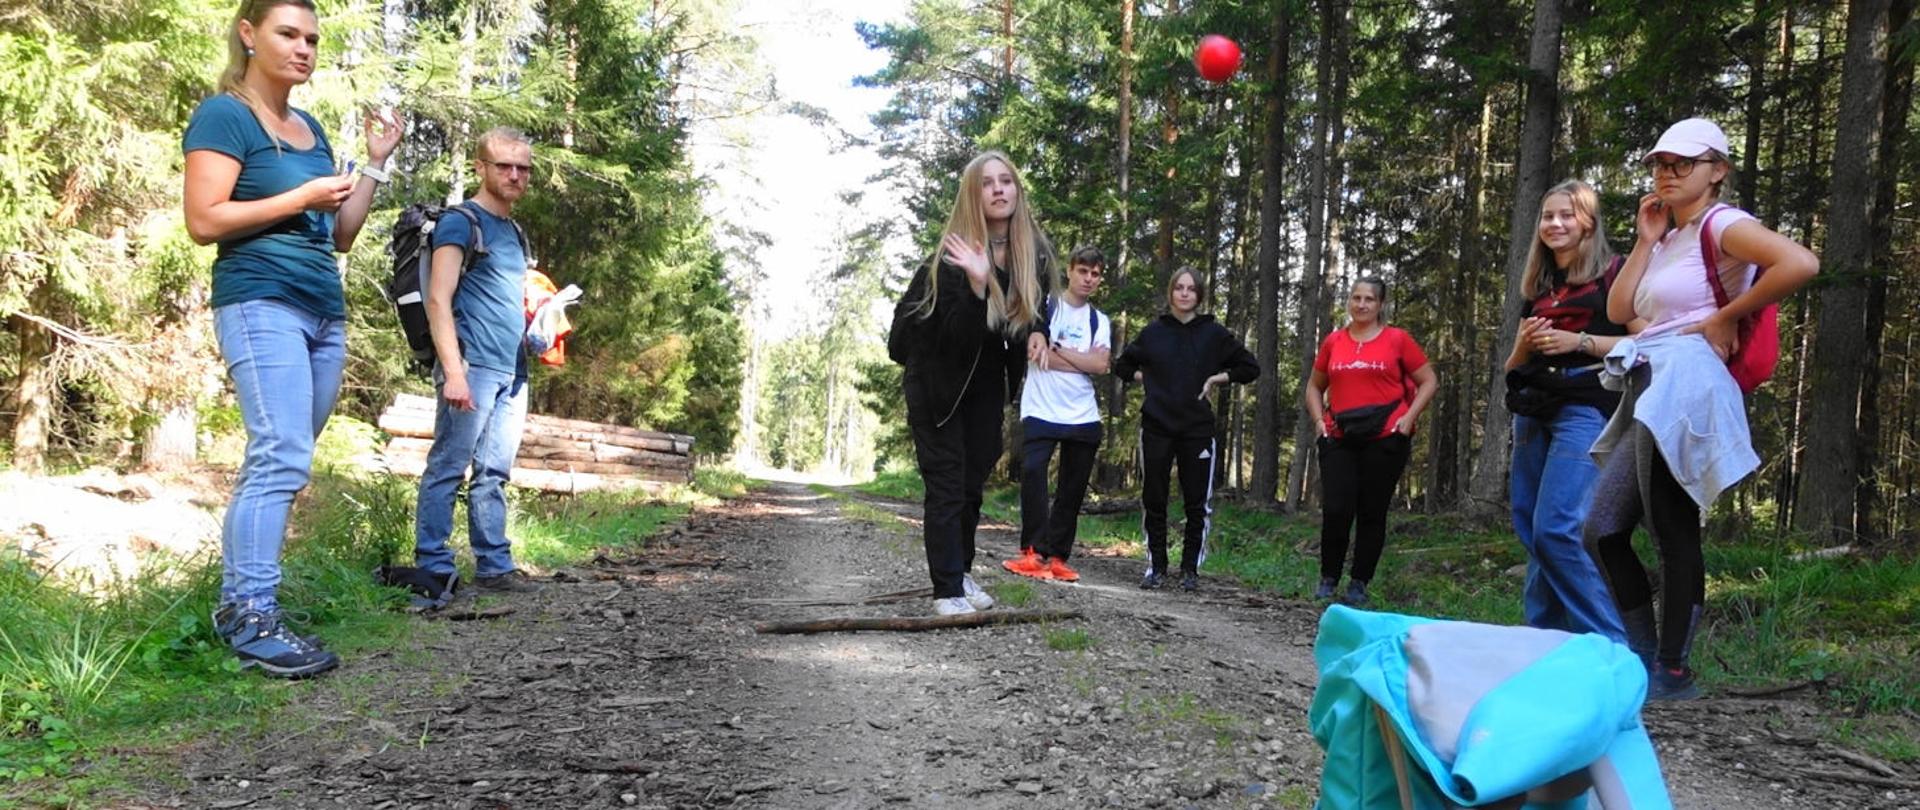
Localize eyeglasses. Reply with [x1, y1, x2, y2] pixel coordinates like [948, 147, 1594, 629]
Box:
[483, 160, 534, 177]
[1642, 156, 1710, 178]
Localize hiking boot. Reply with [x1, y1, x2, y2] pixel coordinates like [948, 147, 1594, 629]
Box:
[1002, 549, 1052, 580]
[1648, 666, 1702, 701]
[1139, 571, 1164, 590]
[473, 570, 544, 594]
[1180, 572, 1199, 592]
[961, 574, 994, 610]
[213, 603, 340, 680]
[1341, 580, 1371, 608]
[933, 596, 976, 616]
[1043, 557, 1080, 582]
[1314, 577, 1338, 600]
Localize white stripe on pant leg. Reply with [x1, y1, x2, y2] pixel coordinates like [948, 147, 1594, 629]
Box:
[1197, 437, 1216, 569]
[1138, 428, 1154, 577]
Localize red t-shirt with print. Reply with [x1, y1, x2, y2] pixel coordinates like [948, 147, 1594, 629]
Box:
[1313, 325, 1429, 438]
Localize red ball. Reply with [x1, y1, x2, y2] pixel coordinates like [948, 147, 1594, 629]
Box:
[1194, 34, 1242, 83]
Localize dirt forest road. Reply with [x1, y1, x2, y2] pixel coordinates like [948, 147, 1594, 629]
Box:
[142, 482, 1914, 809]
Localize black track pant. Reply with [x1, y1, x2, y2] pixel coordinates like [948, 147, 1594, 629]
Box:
[911, 379, 1004, 599]
[1583, 368, 1705, 669]
[1318, 432, 1412, 584]
[1019, 419, 1102, 560]
[1140, 429, 1216, 575]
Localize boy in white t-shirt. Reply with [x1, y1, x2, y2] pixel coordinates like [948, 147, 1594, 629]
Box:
[1004, 246, 1111, 582]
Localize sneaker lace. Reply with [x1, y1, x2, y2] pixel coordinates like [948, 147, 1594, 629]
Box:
[252, 613, 320, 654]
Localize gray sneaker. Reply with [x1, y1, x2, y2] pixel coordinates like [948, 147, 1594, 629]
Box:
[473, 570, 544, 594]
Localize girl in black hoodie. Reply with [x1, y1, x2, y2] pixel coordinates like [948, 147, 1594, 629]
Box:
[1112, 267, 1258, 591]
[887, 150, 1056, 616]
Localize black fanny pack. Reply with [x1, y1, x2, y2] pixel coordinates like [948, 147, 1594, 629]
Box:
[1331, 401, 1397, 439]
[1504, 366, 1563, 419]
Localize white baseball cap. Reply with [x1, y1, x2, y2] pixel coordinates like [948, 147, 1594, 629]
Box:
[1645, 118, 1730, 159]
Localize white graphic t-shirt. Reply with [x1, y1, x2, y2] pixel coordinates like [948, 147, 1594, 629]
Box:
[1021, 298, 1110, 425]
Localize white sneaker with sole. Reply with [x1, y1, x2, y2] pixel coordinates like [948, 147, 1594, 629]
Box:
[961, 575, 994, 610]
[933, 596, 976, 616]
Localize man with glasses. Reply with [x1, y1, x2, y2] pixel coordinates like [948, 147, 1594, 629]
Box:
[415, 126, 544, 596]
[1003, 245, 1111, 583]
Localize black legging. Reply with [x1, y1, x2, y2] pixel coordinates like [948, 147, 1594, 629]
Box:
[910, 376, 1004, 599]
[1139, 429, 1216, 575]
[1583, 381, 1705, 669]
[1318, 432, 1412, 583]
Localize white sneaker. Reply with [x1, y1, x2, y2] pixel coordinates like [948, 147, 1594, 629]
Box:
[933, 596, 976, 616]
[961, 575, 994, 610]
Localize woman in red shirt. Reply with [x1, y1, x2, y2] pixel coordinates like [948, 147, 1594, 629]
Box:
[1303, 278, 1438, 606]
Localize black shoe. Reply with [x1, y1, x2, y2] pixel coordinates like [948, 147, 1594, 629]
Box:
[213, 604, 340, 679]
[474, 570, 544, 594]
[1180, 572, 1198, 592]
[1313, 577, 1338, 600]
[1341, 580, 1370, 608]
[1139, 571, 1164, 590]
[1648, 666, 1702, 701]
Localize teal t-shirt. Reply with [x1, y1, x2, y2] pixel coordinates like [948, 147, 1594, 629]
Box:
[431, 202, 528, 375]
[182, 94, 344, 319]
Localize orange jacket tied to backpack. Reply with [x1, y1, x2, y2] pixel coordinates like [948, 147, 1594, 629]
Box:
[524, 269, 581, 366]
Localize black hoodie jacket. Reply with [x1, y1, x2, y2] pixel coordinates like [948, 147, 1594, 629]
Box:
[887, 254, 1052, 427]
[1112, 313, 1259, 438]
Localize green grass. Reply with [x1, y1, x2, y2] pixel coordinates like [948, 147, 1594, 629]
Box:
[851, 468, 923, 501]
[1, 440, 724, 800]
[991, 580, 1035, 608]
[1044, 627, 1095, 652]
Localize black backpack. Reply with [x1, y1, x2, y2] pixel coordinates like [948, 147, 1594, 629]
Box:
[384, 201, 527, 372]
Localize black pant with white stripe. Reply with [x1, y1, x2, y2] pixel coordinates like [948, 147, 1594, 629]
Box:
[1140, 429, 1215, 575]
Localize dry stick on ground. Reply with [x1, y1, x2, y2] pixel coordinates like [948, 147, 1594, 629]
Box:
[745, 586, 935, 607]
[754, 610, 1084, 635]
[1792, 768, 1920, 791]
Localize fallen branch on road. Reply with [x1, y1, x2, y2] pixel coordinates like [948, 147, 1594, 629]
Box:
[1793, 768, 1920, 790]
[746, 586, 934, 607]
[753, 609, 1083, 635]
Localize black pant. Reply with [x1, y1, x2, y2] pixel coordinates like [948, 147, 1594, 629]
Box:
[1019, 419, 1102, 560]
[1140, 429, 1216, 575]
[1318, 432, 1412, 583]
[1583, 370, 1705, 669]
[911, 378, 1005, 599]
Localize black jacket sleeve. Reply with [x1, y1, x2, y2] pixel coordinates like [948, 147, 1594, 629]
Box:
[888, 259, 988, 366]
[1217, 325, 1260, 384]
[1111, 324, 1150, 383]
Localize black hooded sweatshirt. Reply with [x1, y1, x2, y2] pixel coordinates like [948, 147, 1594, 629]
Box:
[887, 254, 1052, 427]
[1112, 313, 1259, 438]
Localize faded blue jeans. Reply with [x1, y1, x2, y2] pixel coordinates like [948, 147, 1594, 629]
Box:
[214, 299, 347, 612]
[1511, 402, 1626, 642]
[414, 364, 528, 578]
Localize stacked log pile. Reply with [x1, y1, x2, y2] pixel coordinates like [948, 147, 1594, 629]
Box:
[376, 394, 695, 493]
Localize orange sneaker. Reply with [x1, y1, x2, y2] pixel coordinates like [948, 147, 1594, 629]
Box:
[1002, 548, 1052, 579]
[1044, 557, 1080, 582]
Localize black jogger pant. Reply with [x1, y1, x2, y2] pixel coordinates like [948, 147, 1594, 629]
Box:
[1019, 419, 1102, 560]
[911, 378, 1005, 599]
[1140, 429, 1216, 575]
[1318, 432, 1412, 584]
[1583, 368, 1705, 670]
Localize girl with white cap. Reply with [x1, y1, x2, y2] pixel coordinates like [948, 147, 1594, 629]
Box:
[1581, 118, 1817, 700]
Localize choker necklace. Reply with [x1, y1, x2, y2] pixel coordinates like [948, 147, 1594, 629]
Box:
[989, 236, 1009, 246]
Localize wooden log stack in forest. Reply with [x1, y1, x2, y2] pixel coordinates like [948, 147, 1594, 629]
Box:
[375, 394, 695, 493]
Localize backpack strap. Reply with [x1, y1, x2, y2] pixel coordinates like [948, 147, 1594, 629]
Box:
[1603, 254, 1625, 288]
[447, 201, 489, 274]
[1698, 204, 1761, 308]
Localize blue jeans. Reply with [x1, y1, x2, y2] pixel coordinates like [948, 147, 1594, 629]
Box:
[1511, 403, 1625, 642]
[414, 364, 528, 578]
[214, 299, 347, 611]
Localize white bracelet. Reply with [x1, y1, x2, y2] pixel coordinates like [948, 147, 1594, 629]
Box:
[360, 162, 390, 183]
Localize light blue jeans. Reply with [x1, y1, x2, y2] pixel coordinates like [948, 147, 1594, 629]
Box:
[414, 364, 528, 578]
[214, 299, 347, 612]
[1511, 402, 1626, 642]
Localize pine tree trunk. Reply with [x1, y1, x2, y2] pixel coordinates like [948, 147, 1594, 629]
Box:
[1794, 0, 1891, 542]
[141, 404, 198, 471]
[1859, 0, 1915, 542]
[1284, 0, 1341, 510]
[8, 306, 54, 474]
[1251, 2, 1292, 505]
[1098, 0, 1136, 493]
[1465, 0, 1562, 518]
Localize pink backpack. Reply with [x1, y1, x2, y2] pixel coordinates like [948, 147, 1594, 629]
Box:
[1699, 205, 1778, 394]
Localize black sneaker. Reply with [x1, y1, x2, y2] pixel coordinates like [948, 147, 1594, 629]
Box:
[213, 604, 340, 679]
[1313, 577, 1338, 600]
[1139, 571, 1164, 590]
[1341, 580, 1370, 608]
[1180, 572, 1199, 592]
[1648, 667, 1702, 701]
[473, 569, 544, 594]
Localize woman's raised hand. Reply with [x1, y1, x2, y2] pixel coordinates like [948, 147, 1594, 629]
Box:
[301, 174, 356, 212]
[942, 233, 991, 294]
[364, 108, 403, 165]
[1634, 193, 1668, 246]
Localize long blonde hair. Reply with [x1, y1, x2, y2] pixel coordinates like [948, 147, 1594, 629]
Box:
[1521, 179, 1616, 299]
[218, 0, 319, 148]
[913, 150, 1056, 335]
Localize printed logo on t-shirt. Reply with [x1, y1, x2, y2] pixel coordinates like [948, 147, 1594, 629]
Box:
[1331, 360, 1390, 373]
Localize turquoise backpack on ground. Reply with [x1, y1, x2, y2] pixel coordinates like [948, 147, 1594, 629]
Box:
[1309, 606, 1672, 809]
